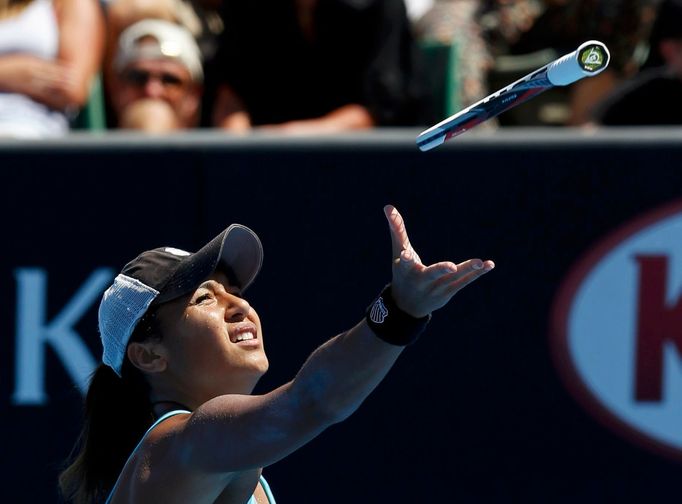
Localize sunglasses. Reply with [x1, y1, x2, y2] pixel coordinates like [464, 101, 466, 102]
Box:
[122, 68, 188, 88]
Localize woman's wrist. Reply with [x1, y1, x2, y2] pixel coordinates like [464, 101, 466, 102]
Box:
[365, 284, 431, 346]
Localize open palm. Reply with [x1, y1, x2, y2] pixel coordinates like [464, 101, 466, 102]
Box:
[384, 205, 494, 318]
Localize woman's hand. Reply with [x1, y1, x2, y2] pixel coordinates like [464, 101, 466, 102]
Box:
[0, 55, 78, 110]
[384, 205, 494, 318]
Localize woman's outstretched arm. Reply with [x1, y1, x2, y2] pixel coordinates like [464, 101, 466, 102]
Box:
[154, 205, 494, 482]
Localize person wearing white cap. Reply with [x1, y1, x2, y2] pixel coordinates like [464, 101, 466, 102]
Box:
[109, 19, 203, 131]
[59, 206, 495, 503]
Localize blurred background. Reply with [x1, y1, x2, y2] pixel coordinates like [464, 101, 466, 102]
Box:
[1, 0, 682, 502]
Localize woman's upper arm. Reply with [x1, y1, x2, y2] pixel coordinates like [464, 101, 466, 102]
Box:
[171, 382, 333, 474]
[56, 0, 104, 105]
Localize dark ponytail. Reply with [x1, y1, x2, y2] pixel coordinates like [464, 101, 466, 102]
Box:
[59, 311, 161, 504]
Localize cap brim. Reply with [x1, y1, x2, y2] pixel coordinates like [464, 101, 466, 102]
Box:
[154, 224, 263, 304]
[218, 224, 263, 291]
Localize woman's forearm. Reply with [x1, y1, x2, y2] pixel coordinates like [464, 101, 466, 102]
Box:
[289, 320, 403, 424]
[0, 54, 73, 109]
[259, 104, 375, 134]
[56, 0, 105, 106]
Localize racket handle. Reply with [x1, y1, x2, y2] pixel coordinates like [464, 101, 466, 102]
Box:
[547, 40, 610, 86]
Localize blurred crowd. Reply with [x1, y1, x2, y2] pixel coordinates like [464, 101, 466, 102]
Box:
[0, 0, 679, 137]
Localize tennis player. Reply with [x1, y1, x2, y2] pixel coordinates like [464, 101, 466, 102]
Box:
[59, 205, 494, 503]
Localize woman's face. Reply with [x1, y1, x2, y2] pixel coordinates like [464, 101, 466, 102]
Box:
[154, 270, 268, 404]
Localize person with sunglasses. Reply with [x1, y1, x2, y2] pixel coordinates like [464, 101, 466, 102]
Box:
[109, 19, 203, 132]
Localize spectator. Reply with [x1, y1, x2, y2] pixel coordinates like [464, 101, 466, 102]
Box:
[101, 0, 222, 130]
[415, 1, 496, 114]
[504, 0, 651, 125]
[209, 0, 426, 133]
[413, 1, 542, 123]
[103, 0, 223, 80]
[593, 0, 682, 125]
[0, 0, 104, 137]
[109, 19, 203, 131]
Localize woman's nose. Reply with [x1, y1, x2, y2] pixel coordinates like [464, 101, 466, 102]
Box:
[223, 293, 251, 322]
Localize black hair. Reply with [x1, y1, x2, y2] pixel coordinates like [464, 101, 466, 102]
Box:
[59, 309, 161, 504]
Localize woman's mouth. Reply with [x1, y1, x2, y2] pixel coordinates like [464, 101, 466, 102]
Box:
[234, 331, 256, 342]
[229, 323, 259, 346]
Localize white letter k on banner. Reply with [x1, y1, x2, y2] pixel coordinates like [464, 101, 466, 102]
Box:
[12, 268, 114, 405]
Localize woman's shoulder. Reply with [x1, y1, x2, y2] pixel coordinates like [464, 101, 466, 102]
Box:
[107, 411, 192, 503]
[110, 408, 263, 504]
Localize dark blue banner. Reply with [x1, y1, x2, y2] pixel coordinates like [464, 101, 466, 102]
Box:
[1, 131, 681, 502]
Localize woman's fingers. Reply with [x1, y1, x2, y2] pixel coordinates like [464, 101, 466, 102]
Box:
[423, 261, 458, 281]
[424, 259, 486, 284]
[427, 259, 494, 294]
[384, 205, 495, 315]
[438, 260, 495, 297]
[394, 248, 426, 277]
[384, 205, 413, 260]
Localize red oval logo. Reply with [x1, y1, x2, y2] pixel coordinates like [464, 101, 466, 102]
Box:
[551, 199, 682, 460]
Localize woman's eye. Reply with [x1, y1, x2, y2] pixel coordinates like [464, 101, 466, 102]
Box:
[195, 293, 212, 304]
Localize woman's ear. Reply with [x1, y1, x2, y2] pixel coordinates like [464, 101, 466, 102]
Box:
[127, 341, 167, 374]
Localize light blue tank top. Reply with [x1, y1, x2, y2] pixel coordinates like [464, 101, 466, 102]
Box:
[106, 409, 276, 503]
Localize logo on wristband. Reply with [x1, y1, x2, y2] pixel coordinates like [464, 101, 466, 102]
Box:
[369, 297, 389, 324]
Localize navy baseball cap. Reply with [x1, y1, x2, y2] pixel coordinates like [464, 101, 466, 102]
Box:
[98, 224, 263, 375]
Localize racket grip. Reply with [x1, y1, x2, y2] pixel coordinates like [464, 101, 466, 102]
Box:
[547, 40, 610, 86]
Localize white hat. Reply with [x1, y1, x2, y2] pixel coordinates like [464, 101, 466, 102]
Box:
[115, 19, 203, 83]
